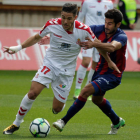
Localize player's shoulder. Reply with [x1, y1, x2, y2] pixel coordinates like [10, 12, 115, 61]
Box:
[75, 20, 90, 31]
[90, 25, 104, 34]
[113, 28, 127, 41]
[44, 18, 61, 27]
[75, 20, 95, 36]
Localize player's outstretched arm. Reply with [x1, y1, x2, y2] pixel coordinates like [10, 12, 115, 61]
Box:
[4, 33, 42, 54]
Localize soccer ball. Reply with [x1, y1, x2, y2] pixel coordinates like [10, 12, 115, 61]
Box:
[29, 118, 50, 138]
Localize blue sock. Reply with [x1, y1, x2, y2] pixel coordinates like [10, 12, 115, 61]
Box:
[97, 98, 119, 125]
[62, 96, 87, 124]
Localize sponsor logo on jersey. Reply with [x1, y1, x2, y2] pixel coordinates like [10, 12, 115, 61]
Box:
[89, 6, 96, 8]
[58, 43, 71, 51]
[97, 11, 102, 16]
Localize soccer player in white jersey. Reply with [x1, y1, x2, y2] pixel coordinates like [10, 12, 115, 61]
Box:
[74, 0, 113, 100]
[3, 3, 118, 135]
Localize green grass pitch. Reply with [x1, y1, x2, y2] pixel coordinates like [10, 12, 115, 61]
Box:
[0, 70, 140, 140]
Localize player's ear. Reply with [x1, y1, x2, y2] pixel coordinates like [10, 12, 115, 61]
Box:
[117, 22, 121, 28]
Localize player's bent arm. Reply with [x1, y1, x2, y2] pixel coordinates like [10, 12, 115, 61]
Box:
[4, 33, 42, 54]
[80, 37, 122, 53]
[97, 48, 121, 73]
[92, 40, 122, 52]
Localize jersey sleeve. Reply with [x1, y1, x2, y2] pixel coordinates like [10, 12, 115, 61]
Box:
[87, 27, 96, 41]
[39, 20, 52, 37]
[113, 34, 127, 47]
[77, 0, 87, 22]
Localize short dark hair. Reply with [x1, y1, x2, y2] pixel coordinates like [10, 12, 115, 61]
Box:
[62, 3, 78, 16]
[105, 8, 123, 25]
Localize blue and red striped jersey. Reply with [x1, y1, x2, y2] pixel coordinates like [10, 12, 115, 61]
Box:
[90, 25, 127, 78]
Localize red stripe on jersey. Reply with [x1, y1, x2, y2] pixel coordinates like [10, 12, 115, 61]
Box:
[98, 34, 113, 75]
[40, 18, 61, 34]
[95, 54, 101, 71]
[99, 61, 108, 75]
[75, 20, 95, 39]
[95, 32, 106, 72]
[98, 31, 106, 42]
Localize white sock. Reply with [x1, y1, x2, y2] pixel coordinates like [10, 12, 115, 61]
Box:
[13, 93, 34, 127]
[76, 65, 87, 89]
[86, 69, 95, 85]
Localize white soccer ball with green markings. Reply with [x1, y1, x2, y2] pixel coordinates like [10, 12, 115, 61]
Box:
[29, 118, 50, 137]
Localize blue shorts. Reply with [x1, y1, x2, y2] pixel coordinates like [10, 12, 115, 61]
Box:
[91, 74, 121, 96]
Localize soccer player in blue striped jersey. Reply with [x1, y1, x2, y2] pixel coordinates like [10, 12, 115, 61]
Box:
[53, 8, 127, 134]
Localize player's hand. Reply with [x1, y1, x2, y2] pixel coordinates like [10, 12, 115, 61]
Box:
[38, 36, 50, 45]
[79, 37, 94, 49]
[108, 61, 121, 73]
[3, 45, 22, 54]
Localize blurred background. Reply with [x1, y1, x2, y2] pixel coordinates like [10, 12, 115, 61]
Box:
[0, 0, 140, 71]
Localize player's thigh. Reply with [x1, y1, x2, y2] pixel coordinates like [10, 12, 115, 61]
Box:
[28, 81, 46, 99]
[30, 65, 54, 99]
[51, 74, 74, 104]
[81, 57, 91, 67]
[80, 83, 95, 98]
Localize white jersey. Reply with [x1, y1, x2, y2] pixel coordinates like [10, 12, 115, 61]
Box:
[77, 0, 113, 26]
[39, 18, 95, 76]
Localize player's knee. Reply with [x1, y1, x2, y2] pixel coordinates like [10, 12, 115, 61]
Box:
[52, 104, 65, 114]
[92, 98, 103, 105]
[80, 87, 90, 99]
[28, 91, 38, 100]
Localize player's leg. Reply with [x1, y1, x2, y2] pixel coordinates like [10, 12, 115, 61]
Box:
[53, 83, 95, 131]
[3, 81, 45, 134]
[74, 48, 92, 99]
[3, 65, 53, 134]
[85, 48, 99, 100]
[85, 48, 99, 86]
[52, 96, 65, 114]
[52, 74, 74, 114]
[91, 75, 125, 134]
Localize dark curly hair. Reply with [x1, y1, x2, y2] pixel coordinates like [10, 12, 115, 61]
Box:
[62, 3, 78, 16]
[105, 8, 123, 25]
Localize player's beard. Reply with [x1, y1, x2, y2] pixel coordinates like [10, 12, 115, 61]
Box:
[105, 27, 117, 36]
[64, 22, 74, 31]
